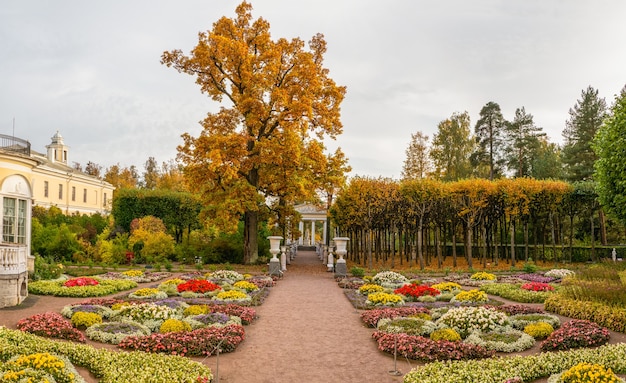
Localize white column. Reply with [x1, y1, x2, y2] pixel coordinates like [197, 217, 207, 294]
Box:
[310, 220, 316, 245]
[298, 221, 304, 245]
[322, 220, 327, 245]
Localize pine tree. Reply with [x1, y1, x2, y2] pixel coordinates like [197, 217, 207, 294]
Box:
[562, 86, 607, 182]
[503, 107, 545, 178]
[472, 101, 505, 180]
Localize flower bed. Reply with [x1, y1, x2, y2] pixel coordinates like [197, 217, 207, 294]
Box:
[207, 270, 244, 284]
[64, 277, 99, 287]
[403, 342, 626, 383]
[521, 282, 555, 292]
[373, 331, 495, 361]
[436, 306, 509, 338]
[29, 278, 137, 297]
[177, 279, 221, 294]
[480, 282, 553, 303]
[515, 273, 557, 284]
[366, 292, 405, 307]
[0, 327, 213, 382]
[1, 352, 85, 383]
[487, 304, 544, 316]
[61, 304, 114, 319]
[377, 317, 437, 336]
[508, 313, 561, 330]
[16, 312, 86, 342]
[129, 287, 169, 300]
[451, 289, 489, 303]
[85, 320, 151, 344]
[545, 268, 575, 279]
[394, 284, 440, 300]
[360, 306, 431, 327]
[118, 324, 245, 356]
[540, 319, 610, 352]
[547, 362, 625, 383]
[213, 290, 251, 303]
[544, 294, 626, 333]
[371, 271, 409, 289]
[464, 327, 535, 353]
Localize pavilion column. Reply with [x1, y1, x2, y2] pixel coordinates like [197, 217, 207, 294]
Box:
[298, 221, 304, 245]
[322, 220, 327, 245]
[310, 220, 315, 245]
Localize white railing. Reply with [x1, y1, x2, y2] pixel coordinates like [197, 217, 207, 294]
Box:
[0, 245, 28, 275]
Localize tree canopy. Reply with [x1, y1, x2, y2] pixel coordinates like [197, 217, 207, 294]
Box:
[161, 2, 346, 263]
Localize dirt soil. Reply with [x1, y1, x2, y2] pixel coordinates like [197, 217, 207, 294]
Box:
[2, 250, 626, 383]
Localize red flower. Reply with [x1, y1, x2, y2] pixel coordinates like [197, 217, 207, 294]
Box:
[394, 284, 440, 299]
[520, 282, 554, 292]
[177, 279, 221, 294]
[64, 277, 99, 287]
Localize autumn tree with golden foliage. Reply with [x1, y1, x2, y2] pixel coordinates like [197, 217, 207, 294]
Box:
[161, 2, 346, 263]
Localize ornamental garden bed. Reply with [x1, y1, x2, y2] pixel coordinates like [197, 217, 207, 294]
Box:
[1, 269, 277, 383]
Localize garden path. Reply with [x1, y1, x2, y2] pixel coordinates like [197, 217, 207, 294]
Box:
[200, 249, 405, 383]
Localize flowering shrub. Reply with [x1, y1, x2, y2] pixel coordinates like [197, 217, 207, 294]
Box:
[71, 311, 103, 329]
[112, 302, 180, 331]
[159, 318, 192, 333]
[541, 320, 610, 352]
[509, 313, 561, 330]
[119, 324, 245, 356]
[85, 320, 151, 344]
[129, 287, 169, 299]
[431, 282, 462, 293]
[360, 306, 430, 327]
[373, 331, 495, 361]
[358, 283, 385, 295]
[213, 290, 250, 302]
[29, 278, 137, 297]
[544, 294, 626, 333]
[394, 284, 440, 300]
[233, 280, 259, 292]
[524, 321, 554, 339]
[430, 328, 461, 342]
[184, 312, 239, 329]
[545, 268, 575, 279]
[521, 282, 555, 292]
[551, 362, 624, 383]
[177, 279, 222, 294]
[16, 312, 86, 342]
[464, 328, 535, 353]
[436, 306, 509, 338]
[372, 271, 409, 288]
[2, 352, 82, 383]
[184, 304, 210, 316]
[451, 289, 489, 303]
[207, 270, 244, 283]
[471, 271, 497, 281]
[64, 277, 99, 287]
[207, 304, 256, 325]
[366, 292, 405, 307]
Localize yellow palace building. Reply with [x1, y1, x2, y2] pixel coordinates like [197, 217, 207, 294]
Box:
[0, 131, 114, 307]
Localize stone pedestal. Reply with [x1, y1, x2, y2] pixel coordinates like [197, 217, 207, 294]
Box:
[269, 258, 282, 277]
[335, 259, 347, 277]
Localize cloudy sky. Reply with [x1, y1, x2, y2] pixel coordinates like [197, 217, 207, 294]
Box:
[1, 1, 625, 179]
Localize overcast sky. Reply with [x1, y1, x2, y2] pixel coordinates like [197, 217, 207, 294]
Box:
[1, 1, 625, 179]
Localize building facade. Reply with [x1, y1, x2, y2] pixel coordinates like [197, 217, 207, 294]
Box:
[0, 132, 114, 307]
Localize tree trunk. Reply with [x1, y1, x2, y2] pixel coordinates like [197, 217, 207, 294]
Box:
[417, 217, 424, 270]
[599, 209, 608, 246]
[243, 210, 259, 264]
[510, 218, 516, 267]
[466, 222, 473, 269]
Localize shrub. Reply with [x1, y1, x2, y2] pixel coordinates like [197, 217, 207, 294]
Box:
[544, 295, 626, 333]
[159, 318, 192, 333]
[480, 283, 553, 303]
[524, 322, 554, 339]
[540, 320, 610, 352]
[2, 352, 80, 383]
[350, 266, 365, 277]
[63, 277, 99, 287]
[371, 271, 409, 288]
[430, 328, 461, 342]
[233, 280, 259, 292]
[71, 311, 103, 329]
[213, 290, 250, 302]
[545, 268, 575, 279]
[184, 304, 210, 316]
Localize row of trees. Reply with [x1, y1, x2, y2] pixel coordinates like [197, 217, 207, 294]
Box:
[403, 86, 610, 182]
[331, 177, 624, 270]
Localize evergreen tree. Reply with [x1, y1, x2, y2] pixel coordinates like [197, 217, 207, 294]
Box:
[504, 107, 545, 177]
[530, 136, 563, 179]
[562, 86, 608, 182]
[471, 101, 505, 180]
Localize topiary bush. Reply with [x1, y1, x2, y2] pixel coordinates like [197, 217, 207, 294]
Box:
[430, 328, 461, 342]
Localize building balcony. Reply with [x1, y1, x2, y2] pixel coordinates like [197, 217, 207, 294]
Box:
[0, 244, 30, 275]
